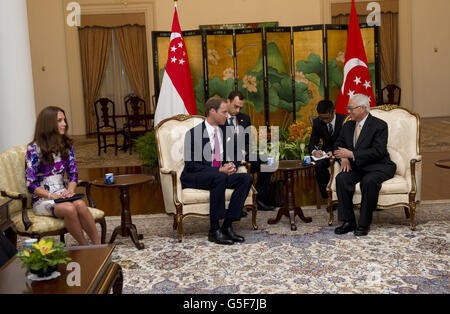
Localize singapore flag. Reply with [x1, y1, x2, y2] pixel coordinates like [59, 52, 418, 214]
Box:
[154, 3, 197, 126]
[335, 0, 376, 114]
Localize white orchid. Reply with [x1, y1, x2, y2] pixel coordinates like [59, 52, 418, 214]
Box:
[242, 74, 258, 93]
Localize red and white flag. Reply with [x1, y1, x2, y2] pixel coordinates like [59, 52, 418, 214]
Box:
[335, 0, 376, 114]
[154, 3, 197, 126]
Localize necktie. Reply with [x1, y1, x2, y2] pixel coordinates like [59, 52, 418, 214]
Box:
[229, 116, 236, 135]
[355, 122, 361, 145]
[328, 123, 333, 136]
[212, 128, 221, 168]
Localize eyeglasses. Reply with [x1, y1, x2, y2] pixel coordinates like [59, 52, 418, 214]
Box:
[346, 105, 362, 113]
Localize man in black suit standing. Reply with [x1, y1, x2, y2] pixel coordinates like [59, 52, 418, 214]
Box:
[308, 100, 346, 201]
[180, 97, 253, 245]
[333, 94, 396, 236]
[222, 90, 275, 213]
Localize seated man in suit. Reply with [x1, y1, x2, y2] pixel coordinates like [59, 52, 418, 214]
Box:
[222, 90, 275, 213]
[0, 230, 17, 268]
[333, 94, 396, 236]
[180, 97, 253, 245]
[308, 100, 346, 202]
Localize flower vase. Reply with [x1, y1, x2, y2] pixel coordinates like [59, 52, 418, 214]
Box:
[29, 265, 57, 278]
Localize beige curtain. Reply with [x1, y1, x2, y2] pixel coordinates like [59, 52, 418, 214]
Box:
[99, 30, 134, 118]
[115, 25, 151, 113]
[79, 27, 112, 134]
[332, 13, 399, 85]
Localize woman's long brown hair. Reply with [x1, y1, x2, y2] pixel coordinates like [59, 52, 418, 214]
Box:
[31, 106, 73, 165]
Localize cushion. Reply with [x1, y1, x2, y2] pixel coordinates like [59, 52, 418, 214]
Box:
[12, 207, 104, 233]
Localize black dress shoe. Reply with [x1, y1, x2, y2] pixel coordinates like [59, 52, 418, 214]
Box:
[334, 221, 357, 235]
[354, 226, 370, 236]
[257, 199, 276, 211]
[208, 229, 234, 245]
[221, 227, 245, 243]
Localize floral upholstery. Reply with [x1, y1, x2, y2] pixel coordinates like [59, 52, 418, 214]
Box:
[155, 115, 257, 242]
[0, 145, 106, 241]
[327, 105, 422, 230]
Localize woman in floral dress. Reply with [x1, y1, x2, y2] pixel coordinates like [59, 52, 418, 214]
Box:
[25, 106, 100, 245]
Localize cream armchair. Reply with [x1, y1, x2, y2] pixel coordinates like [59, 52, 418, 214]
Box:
[155, 114, 258, 242]
[0, 145, 106, 243]
[327, 105, 421, 230]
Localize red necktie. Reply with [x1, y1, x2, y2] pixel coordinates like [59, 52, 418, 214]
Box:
[212, 128, 221, 167]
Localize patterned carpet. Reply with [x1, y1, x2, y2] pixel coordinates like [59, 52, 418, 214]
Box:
[22, 200, 448, 294]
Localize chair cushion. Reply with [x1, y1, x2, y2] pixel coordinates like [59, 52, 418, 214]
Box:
[182, 188, 235, 205]
[12, 207, 104, 233]
[331, 174, 409, 195]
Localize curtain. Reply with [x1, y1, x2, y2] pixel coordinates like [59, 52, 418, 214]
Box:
[115, 25, 152, 113]
[98, 30, 134, 117]
[332, 13, 399, 85]
[79, 27, 112, 134]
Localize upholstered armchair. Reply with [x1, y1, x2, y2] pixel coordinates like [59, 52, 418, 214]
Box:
[327, 105, 421, 230]
[155, 114, 258, 242]
[0, 145, 106, 243]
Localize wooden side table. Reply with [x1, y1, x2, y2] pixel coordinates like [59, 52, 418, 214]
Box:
[91, 174, 154, 250]
[268, 160, 313, 231]
[435, 159, 450, 169]
[0, 199, 16, 247]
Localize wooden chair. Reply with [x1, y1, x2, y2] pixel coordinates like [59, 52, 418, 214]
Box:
[93, 98, 122, 156]
[381, 84, 401, 106]
[124, 94, 149, 154]
[0, 145, 107, 244]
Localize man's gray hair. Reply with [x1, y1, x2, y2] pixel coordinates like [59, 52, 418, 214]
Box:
[350, 94, 370, 111]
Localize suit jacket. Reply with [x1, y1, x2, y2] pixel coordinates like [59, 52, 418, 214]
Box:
[181, 121, 238, 188]
[220, 112, 252, 162]
[308, 113, 346, 154]
[333, 113, 396, 174]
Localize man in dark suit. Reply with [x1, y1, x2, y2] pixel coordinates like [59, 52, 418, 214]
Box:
[333, 94, 396, 236]
[180, 97, 253, 245]
[308, 100, 346, 200]
[222, 90, 275, 213]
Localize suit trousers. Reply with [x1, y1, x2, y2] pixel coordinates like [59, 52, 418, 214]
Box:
[185, 171, 253, 229]
[315, 158, 331, 199]
[336, 168, 392, 227]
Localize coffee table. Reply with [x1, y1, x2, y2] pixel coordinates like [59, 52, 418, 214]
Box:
[0, 244, 122, 294]
[91, 174, 154, 250]
[267, 160, 313, 231]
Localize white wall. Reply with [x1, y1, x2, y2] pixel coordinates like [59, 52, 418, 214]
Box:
[411, 0, 450, 117]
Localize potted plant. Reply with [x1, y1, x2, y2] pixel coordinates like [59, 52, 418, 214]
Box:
[17, 238, 71, 278]
[278, 121, 312, 160]
[134, 130, 159, 180]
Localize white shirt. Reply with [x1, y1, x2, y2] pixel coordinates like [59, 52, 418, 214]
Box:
[205, 120, 223, 157]
[328, 114, 337, 135]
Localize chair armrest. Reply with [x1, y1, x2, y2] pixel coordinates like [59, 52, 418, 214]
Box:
[408, 157, 422, 202]
[77, 180, 96, 208]
[326, 157, 336, 195]
[160, 168, 182, 207]
[1, 190, 31, 231]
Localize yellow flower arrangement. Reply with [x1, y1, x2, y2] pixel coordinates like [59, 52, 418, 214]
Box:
[17, 238, 71, 276]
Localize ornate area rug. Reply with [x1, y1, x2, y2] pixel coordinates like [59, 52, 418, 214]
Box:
[22, 200, 448, 294]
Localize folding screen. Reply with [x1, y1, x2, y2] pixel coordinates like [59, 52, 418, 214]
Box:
[202, 29, 235, 115]
[235, 28, 265, 127]
[265, 27, 292, 129]
[293, 25, 325, 127]
[152, 24, 380, 126]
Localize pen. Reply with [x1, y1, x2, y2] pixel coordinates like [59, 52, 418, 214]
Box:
[314, 146, 320, 151]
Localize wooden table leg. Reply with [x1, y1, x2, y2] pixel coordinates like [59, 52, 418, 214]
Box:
[109, 186, 144, 250]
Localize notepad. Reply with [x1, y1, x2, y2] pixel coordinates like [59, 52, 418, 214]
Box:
[312, 152, 329, 161]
